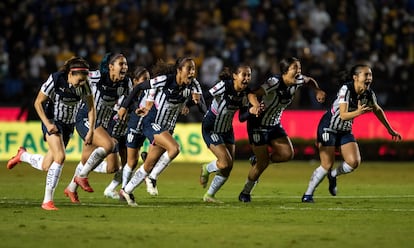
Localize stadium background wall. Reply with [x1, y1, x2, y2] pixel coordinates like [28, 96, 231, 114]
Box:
[0, 110, 413, 162]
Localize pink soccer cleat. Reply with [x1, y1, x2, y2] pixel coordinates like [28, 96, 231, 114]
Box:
[41, 201, 59, 211]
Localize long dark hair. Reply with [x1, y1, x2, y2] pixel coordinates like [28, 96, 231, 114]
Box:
[219, 64, 251, 80]
[130, 66, 149, 80]
[151, 57, 194, 77]
[279, 57, 299, 75]
[338, 64, 370, 85]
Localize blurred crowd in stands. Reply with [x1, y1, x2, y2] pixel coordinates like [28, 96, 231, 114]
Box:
[0, 0, 413, 120]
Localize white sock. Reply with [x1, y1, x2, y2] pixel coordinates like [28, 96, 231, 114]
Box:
[207, 174, 227, 196]
[79, 147, 107, 177]
[148, 151, 171, 180]
[93, 160, 108, 173]
[332, 161, 354, 177]
[206, 160, 219, 173]
[242, 179, 258, 194]
[124, 165, 148, 194]
[304, 166, 327, 195]
[67, 162, 82, 192]
[43, 162, 63, 203]
[122, 165, 132, 188]
[105, 180, 120, 193]
[20, 152, 44, 171]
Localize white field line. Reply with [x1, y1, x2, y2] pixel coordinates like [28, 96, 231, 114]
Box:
[1, 194, 414, 212]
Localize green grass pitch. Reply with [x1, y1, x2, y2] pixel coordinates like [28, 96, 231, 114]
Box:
[1, 160, 413, 248]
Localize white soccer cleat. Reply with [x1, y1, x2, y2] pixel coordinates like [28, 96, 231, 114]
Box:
[145, 177, 159, 196]
[104, 189, 120, 199]
[203, 193, 223, 203]
[119, 189, 138, 207]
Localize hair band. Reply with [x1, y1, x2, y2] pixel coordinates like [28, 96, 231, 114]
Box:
[70, 67, 89, 72]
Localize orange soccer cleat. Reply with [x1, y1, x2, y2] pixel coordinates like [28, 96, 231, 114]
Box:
[6, 147, 27, 169]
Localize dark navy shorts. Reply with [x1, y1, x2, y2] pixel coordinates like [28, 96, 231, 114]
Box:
[317, 120, 355, 147]
[142, 109, 170, 144]
[41, 120, 74, 147]
[202, 118, 234, 147]
[247, 122, 287, 146]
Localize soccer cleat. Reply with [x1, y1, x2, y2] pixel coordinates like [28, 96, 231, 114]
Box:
[199, 164, 209, 188]
[104, 189, 120, 199]
[203, 193, 223, 203]
[301, 194, 314, 203]
[140, 151, 148, 162]
[327, 171, 337, 196]
[119, 189, 138, 207]
[249, 155, 257, 166]
[118, 189, 126, 202]
[74, 176, 94, 192]
[41, 201, 59, 210]
[145, 177, 158, 196]
[238, 192, 251, 202]
[64, 187, 80, 203]
[7, 147, 27, 169]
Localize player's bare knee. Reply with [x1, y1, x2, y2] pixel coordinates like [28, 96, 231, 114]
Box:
[348, 159, 361, 169]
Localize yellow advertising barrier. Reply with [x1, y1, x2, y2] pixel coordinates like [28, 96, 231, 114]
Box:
[0, 122, 215, 163]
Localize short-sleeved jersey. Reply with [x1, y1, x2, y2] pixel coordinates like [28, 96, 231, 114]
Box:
[41, 72, 92, 124]
[87, 70, 132, 128]
[145, 75, 200, 131]
[248, 75, 304, 127]
[323, 81, 377, 131]
[204, 79, 250, 133]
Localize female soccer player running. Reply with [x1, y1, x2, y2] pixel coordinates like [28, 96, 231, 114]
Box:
[117, 57, 203, 206]
[7, 57, 95, 210]
[238, 57, 326, 202]
[64, 53, 131, 203]
[200, 64, 261, 203]
[103, 66, 151, 198]
[302, 64, 402, 203]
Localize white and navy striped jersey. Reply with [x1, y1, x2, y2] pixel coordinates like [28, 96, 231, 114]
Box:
[41, 72, 92, 124]
[207, 79, 250, 133]
[253, 75, 304, 126]
[148, 75, 201, 130]
[325, 82, 377, 131]
[88, 70, 132, 128]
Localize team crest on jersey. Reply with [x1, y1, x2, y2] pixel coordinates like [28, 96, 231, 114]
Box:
[183, 88, 191, 97]
[117, 87, 124, 96]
